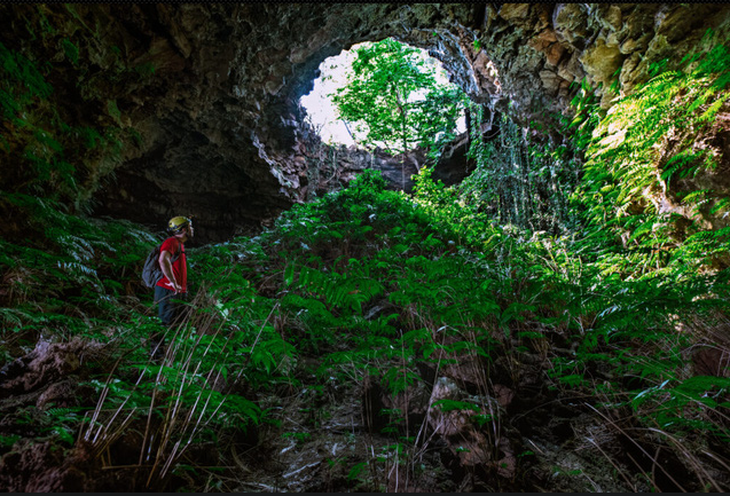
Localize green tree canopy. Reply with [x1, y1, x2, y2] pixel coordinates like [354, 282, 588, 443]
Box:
[331, 38, 467, 164]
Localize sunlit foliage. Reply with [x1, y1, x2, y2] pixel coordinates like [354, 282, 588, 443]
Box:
[575, 34, 730, 276]
[331, 38, 467, 162]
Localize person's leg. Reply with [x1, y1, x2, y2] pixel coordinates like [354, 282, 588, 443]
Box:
[169, 291, 188, 327]
[155, 286, 176, 325]
[152, 286, 176, 359]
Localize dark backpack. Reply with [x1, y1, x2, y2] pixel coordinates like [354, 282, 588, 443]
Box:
[141, 244, 180, 289]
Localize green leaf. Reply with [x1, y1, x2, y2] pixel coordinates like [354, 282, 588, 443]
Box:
[431, 399, 480, 412]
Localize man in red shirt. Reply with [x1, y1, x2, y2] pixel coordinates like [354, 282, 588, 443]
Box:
[151, 216, 193, 358]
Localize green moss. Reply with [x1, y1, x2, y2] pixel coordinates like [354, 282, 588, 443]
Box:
[128, 127, 143, 147]
[134, 62, 155, 78]
[38, 7, 57, 37]
[106, 99, 121, 124]
[0, 33, 132, 209]
[0, 88, 21, 118]
[76, 126, 103, 149]
[61, 38, 79, 65]
[0, 41, 53, 107]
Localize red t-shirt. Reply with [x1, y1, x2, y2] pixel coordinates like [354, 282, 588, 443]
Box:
[156, 236, 187, 292]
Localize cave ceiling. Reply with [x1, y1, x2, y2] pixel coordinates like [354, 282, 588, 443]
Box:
[2, 3, 730, 242]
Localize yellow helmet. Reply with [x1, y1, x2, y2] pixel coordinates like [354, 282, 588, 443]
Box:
[168, 216, 191, 233]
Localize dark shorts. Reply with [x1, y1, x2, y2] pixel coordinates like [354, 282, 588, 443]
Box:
[154, 286, 187, 327]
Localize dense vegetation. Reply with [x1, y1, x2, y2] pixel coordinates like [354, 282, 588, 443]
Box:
[1, 29, 730, 493]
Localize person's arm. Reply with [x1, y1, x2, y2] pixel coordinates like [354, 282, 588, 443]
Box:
[158, 250, 181, 293]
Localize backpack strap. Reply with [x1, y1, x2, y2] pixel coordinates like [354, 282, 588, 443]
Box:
[173, 242, 184, 262]
[161, 238, 184, 263]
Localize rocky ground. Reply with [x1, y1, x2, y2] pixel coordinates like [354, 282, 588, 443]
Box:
[0, 331, 704, 493]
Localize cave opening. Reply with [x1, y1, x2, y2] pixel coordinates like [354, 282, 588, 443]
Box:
[299, 38, 467, 154]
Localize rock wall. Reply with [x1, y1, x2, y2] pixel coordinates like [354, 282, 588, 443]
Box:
[479, 4, 730, 134]
[2, 3, 729, 242]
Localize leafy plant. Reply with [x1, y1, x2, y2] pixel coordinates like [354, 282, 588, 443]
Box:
[575, 39, 730, 274]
